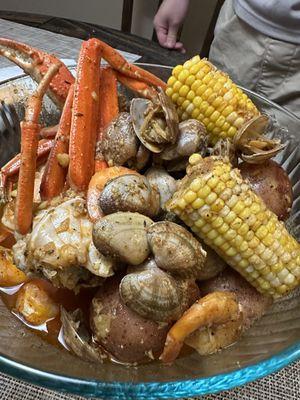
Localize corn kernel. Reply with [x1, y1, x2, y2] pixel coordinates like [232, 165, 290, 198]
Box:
[211, 199, 225, 212]
[204, 106, 215, 117]
[172, 65, 183, 77]
[197, 186, 211, 198]
[187, 90, 195, 101]
[166, 87, 173, 97]
[177, 198, 187, 210]
[182, 99, 190, 110]
[214, 181, 226, 194]
[184, 190, 197, 204]
[171, 93, 179, 103]
[214, 236, 225, 246]
[196, 84, 207, 96]
[262, 234, 274, 247]
[256, 226, 268, 240]
[224, 229, 236, 241]
[238, 223, 249, 235]
[227, 126, 237, 137]
[218, 223, 229, 234]
[190, 64, 202, 75]
[178, 69, 190, 83]
[191, 108, 200, 119]
[226, 247, 237, 257]
[179, 85, 190, 97]
[211, 217, 224, 228]
[207, 229, 218, 240]
[239, 208, 251, 219]
[191, 81, 202, 92]
[206, 192, 218, 205]
[191, 198, 204, 209]
[186, 75, 196, 86]
[173, 81, 182, 92]
[224, 211, 236, 224]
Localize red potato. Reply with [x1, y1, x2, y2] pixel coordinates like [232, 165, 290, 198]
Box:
[90, 275, 200, 364]
[184, 268, 273, 356]
[239, 160, 293, 220]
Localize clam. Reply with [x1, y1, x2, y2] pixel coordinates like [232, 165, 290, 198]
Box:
[130, 89, 179, 153]
[147, 221, 207, 279]
[145, 166, 177, 211]
[159, 119, 208, 161]
[61, 308, 106, 363]
[119, 259, 184, 322]
[127, 143, 150, 170]
[92, 212, 153, 265]
[99, 174, 160, 218]
[97, 112, 138, 166]
[234, 115, 285, 163]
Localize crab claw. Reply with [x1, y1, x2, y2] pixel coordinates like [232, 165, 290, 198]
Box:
[0, 38, 75, 108]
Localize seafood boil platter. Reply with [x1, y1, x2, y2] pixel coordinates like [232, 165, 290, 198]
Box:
[0, 37, 299, 398]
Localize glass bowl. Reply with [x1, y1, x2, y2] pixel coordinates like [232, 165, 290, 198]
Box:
[0, 64, 299, 399]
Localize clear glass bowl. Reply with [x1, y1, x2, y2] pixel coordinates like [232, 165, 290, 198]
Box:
[0, 64, 299, 399]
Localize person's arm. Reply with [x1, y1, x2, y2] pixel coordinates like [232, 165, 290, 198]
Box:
[153, 0, 190, 53]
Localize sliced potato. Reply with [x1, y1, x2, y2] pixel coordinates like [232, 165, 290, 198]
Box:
[0, 246, 26, 287]
[15, 281, 59, 325]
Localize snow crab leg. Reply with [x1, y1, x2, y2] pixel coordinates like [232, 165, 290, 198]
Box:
[68, 39, 102, 191]
[0, 38, 74, 108]
[0, 138, 54, 201]
[14, 63, 60, 234]
[40, 84, 74, 200]
[95, 67, 118, 172]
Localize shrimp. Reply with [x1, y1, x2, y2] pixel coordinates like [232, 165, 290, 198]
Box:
[160, 291, 241, 363]
[86, 166, 139, 222]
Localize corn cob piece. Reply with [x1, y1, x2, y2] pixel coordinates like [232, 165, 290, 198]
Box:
[166, 56, 259, 145]
[166, 154, 300, 298]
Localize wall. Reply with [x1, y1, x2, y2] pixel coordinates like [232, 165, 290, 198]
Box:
[0, 0, 218, 54]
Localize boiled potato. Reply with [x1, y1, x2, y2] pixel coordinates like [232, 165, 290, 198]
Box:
[239, 160, 293, 220]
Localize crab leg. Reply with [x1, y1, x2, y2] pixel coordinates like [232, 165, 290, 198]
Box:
[95, 39, 166, 89]
[116, 72, 158, 100]
[68, 39, 101, 191]
[95, 67, 118, 172]
[0, 139, 54, 201]
[0, 38, 74, 108]
[40, 84, 74, 200]
[15, 64, 60, 235]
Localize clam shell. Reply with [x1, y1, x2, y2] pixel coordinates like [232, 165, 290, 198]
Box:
[92, 212, 153, 266]
[159, 119, 207, 161]
[98, 112, 138, 165]
[61, 308, 106, 363]
[99, 174, 160, 218]
[145, 166, 178, 210]
[119, 259, 183, 322]
[147, 221, 207, 279]
[234, 115, 286, 164]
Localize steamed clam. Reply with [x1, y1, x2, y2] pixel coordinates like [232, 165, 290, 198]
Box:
[130, 89, 179, 153]
[159, 119, 208, 161]
[97, 112, 138, 166]
[120, 258, 190, 322]
[145, 166, 177, 211]
[92, 212, 153, 265]
[147, 221, 207, 279]
[99, 174, 160, 218]
[233, 115, 285, 163]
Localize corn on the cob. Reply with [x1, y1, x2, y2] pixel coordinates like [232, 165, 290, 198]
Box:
[166, 56, 259, 145]
[166, 154, 300, 298]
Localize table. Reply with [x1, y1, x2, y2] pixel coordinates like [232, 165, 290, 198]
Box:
[0, 13, 299, 400]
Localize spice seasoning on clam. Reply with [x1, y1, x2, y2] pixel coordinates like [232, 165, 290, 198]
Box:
[145, 166, 178, 211]
[119, 259, 185, 322]
[92, 212, 153, 265]
[147, 221, 207, 279]
[99, 174, 160, 218]
[130, 89, 179, 153]
[98, 112, 138, 166]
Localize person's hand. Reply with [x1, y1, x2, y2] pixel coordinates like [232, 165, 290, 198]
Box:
[154, 0, 190, 53]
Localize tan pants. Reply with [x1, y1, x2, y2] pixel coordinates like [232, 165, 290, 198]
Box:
[209, 0, 300, 119]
